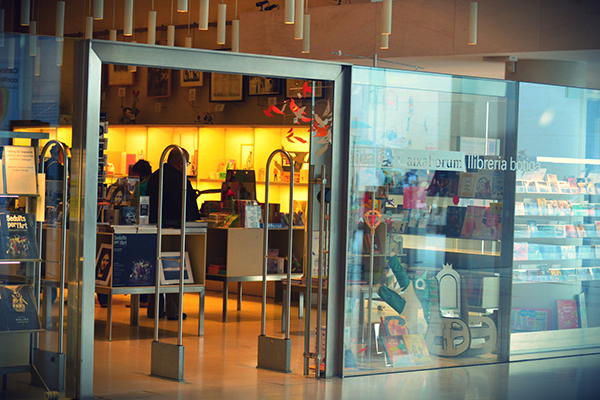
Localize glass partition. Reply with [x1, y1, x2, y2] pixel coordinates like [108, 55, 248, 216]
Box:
[344, 66, 516, 374]
[510, 84, 600, 357]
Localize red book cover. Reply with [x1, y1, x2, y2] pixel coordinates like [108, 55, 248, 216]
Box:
[556, 299, 579, 329]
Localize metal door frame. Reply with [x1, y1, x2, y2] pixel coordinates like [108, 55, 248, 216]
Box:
[69, 39, 352, 398]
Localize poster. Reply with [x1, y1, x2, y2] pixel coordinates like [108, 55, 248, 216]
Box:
[111, 233, 157, 287]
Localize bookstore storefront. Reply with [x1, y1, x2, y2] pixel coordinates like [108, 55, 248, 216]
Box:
[3, 31, 600, 397]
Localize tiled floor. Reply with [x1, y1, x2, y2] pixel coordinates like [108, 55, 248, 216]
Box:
[2, 291, 600, 399]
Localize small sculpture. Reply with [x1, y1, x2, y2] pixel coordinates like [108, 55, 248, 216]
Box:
[119, 90, 140, 124]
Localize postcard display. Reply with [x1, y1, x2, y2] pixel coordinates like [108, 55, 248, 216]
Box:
[343, 67, 513, 375]
[0, 144, 45, 372]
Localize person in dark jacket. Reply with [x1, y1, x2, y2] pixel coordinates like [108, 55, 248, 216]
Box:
[146, 148, 200, 320]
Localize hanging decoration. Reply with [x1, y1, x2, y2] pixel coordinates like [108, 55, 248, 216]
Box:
[285, 128, 306, 144]
[364, 210, 382, 235]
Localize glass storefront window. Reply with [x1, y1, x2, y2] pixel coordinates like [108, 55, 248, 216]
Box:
[345, 66, 516, 374]
[511, 84, 600, 356]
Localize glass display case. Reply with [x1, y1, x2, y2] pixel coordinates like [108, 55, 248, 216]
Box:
[510, 84, 600, 357]
[344, 66, 517, 374]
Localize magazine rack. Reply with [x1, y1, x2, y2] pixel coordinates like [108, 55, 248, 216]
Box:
[257, 149, 295, 373]
[0, 136, 60, 399]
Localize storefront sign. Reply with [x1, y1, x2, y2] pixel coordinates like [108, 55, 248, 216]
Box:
[391, 150, 466, 172]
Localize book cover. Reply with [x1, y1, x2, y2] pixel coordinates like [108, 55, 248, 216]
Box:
[525, 180, 538, 193]
[111, 233, 157, 287]
[577, 292, 589, 329]
[407, 209, 428, 235]
[527, 268, 541, 282]
[444, 206, 467, 238]
[514, 243, 528, 260]
[515, 202, 525, 216]
[527, 244, 543, 260]
[0, 285, 42, 332]
[539, 245, 560, 260]
[554, 225, 566, 238]
[564, 225, 577, 238]
[591, 267, 600, 279]
[403, 186, 427, 210]
[536, 181, 550, 193]
[402, 334, 431, 365]
[575, 267, 592, 281]
[363, 232, 382, 254]
[546, 174, 559, 193]
[558, 181, 571, 194]
[537, 225, 555, 238]
[513, 269, 528, 282]
[510, 308, 552, 332]
[527, 220, 538, 238]
[380, 315, 409, 336]
[539, 265, 552, 282]
[474, 170, 493, 198]
[537, 198, 548, 215]
[120, 206, 137, 225]
[561, 245, 577, 260]
[556, 299, 579, 329]
[577, 246, 593, 259]
[460, 205, 487, 239]
[457, 173, 477, 197]
[576, 223, 587, 238]
[427, 206, 447, 234]
[567, 177, 579, 194]
[516, 180, 525, 193]
[427, 171, 459, 197]
[491, 170, 504, 199]
[380, 336, 415, 367]
[562, 269, 577, 281]
[0, 212, 38, 260]
[524, 201, 538, 216]
[549, 269, 564, 282]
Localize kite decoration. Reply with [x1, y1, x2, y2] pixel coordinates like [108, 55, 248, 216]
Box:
[263, 103, 286, 117]
[289, 98, 311, 123]
[286, 128, 308, 144]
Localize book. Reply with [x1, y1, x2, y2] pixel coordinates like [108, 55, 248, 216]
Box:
[576, 223, 587, 238]
[363, 232, 382, 254]
[491, 170, 504, 199]
[0, 284, 42, 332]
[427, 206, 447, 234]
[513, 269, 528, 282]
[527, 244, 543, 260]
[564, 225, 577, 238]
[511, 308, 552, 332]
[513, 243, 528, 260]
[444, 206, 467, 238]
[527, 220, 538, 238]
[380, 315, 409, 336]
[556, 299, 579, 329]
[401, 334, 431, 365]
[380, 336, 416, 367]
[457, 173, 477, 197]
[567, 177, 579, 194]
[561, 245, 577, 260]
[0, 213, 38, 260]
[577, 292, 589, 329]
[562, 269, 577, 281]
[537, 198, 548, 215]
[549, 269, 564, 282]
[407, 209, 428, 235]
[460, 205, 487, 239]
[558, 181, 571, 194]
[474, 170, 493, 198]
[546, 174, 559, 192]
[525, 180, 538, 193]
[527, 268, 541, 282]
[575, 267, 593, 281]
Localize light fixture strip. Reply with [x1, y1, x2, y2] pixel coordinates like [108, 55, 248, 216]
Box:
[199, 0, 209, 30]
[124, 0, 133, 36]
[285, 0, 294, 24]
[55, 1, 65, 37]
[381, 0, 391, 35]
[468, 1, 478, 45]
[94, 0, 104, 20]
[20, 0, 30, 26]
[217, 2, 226, 45]
[301, 13, 310, 53]
[177, 0, 188, 12]
[294, 0, 303, 40]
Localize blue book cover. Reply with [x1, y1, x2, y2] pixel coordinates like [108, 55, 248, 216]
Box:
[0, 285, 42, 332]
[0, 213, 38, 260]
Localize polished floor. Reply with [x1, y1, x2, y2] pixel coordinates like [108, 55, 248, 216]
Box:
[2, 290, 600, 400]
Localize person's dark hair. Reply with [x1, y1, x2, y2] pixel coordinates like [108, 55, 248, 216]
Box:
[131, 159, 152, 178]
[167, 148, 189, 166]
[50, 142, 69, 158]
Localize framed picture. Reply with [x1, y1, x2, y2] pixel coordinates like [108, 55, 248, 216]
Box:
[210, 73, 243, 101]
[95, 243, 112, 286]
[286, 79, 323, 98]
[180, 70, 203, 87]
[147, 68, 171, 98]
[248, 76, 280, 96]
[108, 64, 135, 86]
[160, 252, 194, 285]
[241, 144, 254, 170]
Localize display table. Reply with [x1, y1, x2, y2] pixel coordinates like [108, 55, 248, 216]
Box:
[205, 226, 305, 322]
[95, 225, 207, 340]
